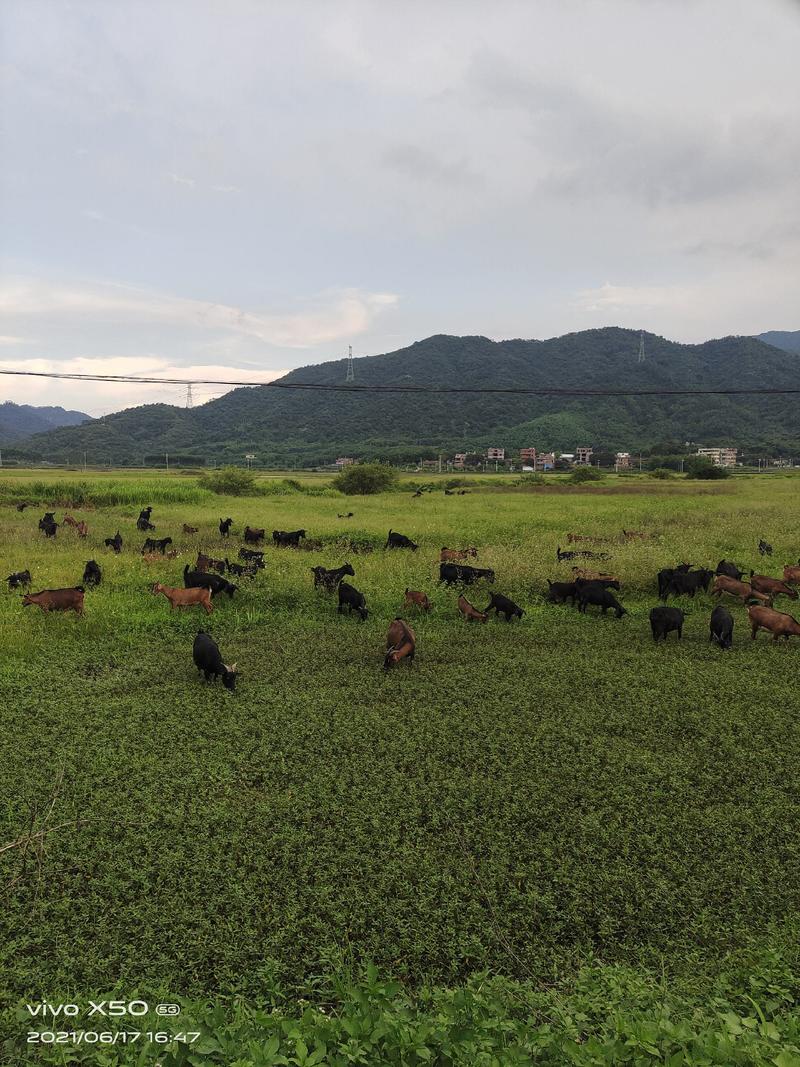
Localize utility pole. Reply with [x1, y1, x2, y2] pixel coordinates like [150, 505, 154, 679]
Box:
[346, 345, 354, 383]
[165, 452, 169, 471]
[83, 451, 87, 473]
[186, 384, 194, 409]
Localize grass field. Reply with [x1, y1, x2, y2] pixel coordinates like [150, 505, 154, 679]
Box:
[2, 469, 800, 1064]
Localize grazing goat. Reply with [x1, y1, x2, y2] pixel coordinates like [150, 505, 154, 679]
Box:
[439, 563, 495, 586]
[38, 512, 56, 530]
[195, 552, 226, 574]
[748, 605, 800, 641]
[244, 526, 265, 543]
[783, 564, 800, 586]
[337, 512, 354, 518]
[483, 592, 524, 622]
[338, 582, 368, 620]
[6, 569, 32, 590]
[82, 560, 102, 586]
[572, 568, 619, 584]
[183, 565, 237, 599]
[386, 530, 418, 550]
[457, 595, 488, 622]
[193, 631, 238, 690]
[567, 533, 610, 544]
[151, 582, 213, 615]
[547, 580, 577, 605]
[710, 575, 771, 605]
[273, 529, 306, 547]
[749, 573, 798, 601]
[440, 547, 478, 562]
[137, 507, 155, 532]
[574, 576, 620, 592]
[15, 502, 29, 512]
[238, 548, 265, 566]
[142, 537, 173, 555]
[404, 588, 431, 612]
[577, 586, 626, 618]
[219, 518, 234, 537]
[710, 605, 734, 650]
[62, 514, 80, 529]
[104, 532, 123, 553]
[664, 568, 714, 600]
[716, 559, 744, 581]
[225, 558, 258, 578]
[649, 606, 684, 641]
[622, 529, 647, 540]
[182, 524, 199, 535]
[384, 618, 416, 669]
[758, 539, 773, 556]
[557, 546, 609, 562]
[311, 563, 355, 592]
[22, 587, 84, 614]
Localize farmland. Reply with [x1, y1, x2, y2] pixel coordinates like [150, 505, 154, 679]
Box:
[2, 469, 800, 1064]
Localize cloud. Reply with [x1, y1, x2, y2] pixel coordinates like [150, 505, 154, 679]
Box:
[0, 355, 287, 416]
[167, 172, 196, 188]
[0, 277, 399, 349]
[576, 282, 691, 314]
[0, 335, 33, 345]
[211, 184, 241, 194]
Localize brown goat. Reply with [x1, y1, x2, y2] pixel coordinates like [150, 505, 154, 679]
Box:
[195, 552, 225, 574]
[571, 567, 619, 583]
[404, 588, 431, 612]
[142, 551, 180, 563]
[183, 524, 199, 534]
[384, 618, 416, 669]
[22, 587, 85, 614]
[567, 533, 610, 544]
[62, 514, 79, 528]
[76, 520, 88, 538]
[457, 594, 488, 622]
[440, 547, 478, 562]
[782, 565, 800, 586]
[151, 582, 213, 614]
[749, 574, 798, 601]
[622, 529, 647, 540]
[710, 575, 771, 604]
[748, 605, 800, 641]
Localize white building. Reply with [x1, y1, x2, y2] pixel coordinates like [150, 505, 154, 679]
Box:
[696, 447, 737, 468]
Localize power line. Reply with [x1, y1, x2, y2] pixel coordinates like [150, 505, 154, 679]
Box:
[0, 366, 799, 397]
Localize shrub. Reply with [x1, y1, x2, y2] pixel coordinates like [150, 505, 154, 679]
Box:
[332, 463, 398, 495]
[515, 473, 545, 486]
[685, 456, 731, 480]
[568, 466, 604, 484]
[200, 466, 258, 496]
[650, 468, 675, 480]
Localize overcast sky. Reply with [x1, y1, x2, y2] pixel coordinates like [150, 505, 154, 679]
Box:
[1, 0, 799, 416]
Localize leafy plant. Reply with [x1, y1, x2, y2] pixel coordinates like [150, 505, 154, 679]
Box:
[200, 466, 259, 495]
[332, 463, 398, 494]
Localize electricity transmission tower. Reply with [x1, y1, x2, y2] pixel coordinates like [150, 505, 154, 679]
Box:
[637, 331, 646, 364]
[185, 383, 194, 408]
[345, 345, 354, 382]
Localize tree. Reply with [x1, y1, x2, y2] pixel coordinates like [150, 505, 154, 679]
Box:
[684, 456, 730, 479]
[332, 463, 398, 494]
[200, 466, 258, 495]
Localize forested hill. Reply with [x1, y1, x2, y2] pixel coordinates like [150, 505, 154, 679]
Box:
[13, 328, 800, 465]
[0, 401, 91, 445]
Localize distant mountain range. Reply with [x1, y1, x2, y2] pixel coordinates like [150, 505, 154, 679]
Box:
[0, 402, 92, 446]
[8, 327, 800, 465]
[757, 330, 800, 355]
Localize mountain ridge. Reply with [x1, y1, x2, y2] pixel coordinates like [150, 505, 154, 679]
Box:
[0, 401, 92, 446]
[10, 327, 800, 464]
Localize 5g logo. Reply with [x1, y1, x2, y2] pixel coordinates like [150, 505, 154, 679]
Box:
[156, 1003, 181, 1017]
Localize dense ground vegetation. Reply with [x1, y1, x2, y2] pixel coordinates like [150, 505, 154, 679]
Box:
[1, 469, 799, 1063]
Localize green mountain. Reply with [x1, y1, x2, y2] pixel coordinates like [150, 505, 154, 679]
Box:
[757, 330, 800, 355]
[14, 328, 800, 465]
[0, 401, 91, 446]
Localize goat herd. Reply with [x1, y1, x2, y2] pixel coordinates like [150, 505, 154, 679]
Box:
[6, 505, 800, 690]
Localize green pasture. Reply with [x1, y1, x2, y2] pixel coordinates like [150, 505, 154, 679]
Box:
[1, 470, 800, 1063]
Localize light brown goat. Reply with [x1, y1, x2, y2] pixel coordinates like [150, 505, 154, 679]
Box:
[183, 524, 199, 534]
[567, 533, 610, 544]
[710, 575, 771, 604]
[748, 605, 800, 641]
[571, 567, 620, 583]
[151, 582, 213, 614]
[384, 618, 416, 669]
[457, 594, 488, 622]
[782, 565, 800, 586]
[440, 547, 478, 562]
[403, 588, 431, 612]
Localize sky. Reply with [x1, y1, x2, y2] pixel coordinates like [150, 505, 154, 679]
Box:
[1, 0, 799, 416]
